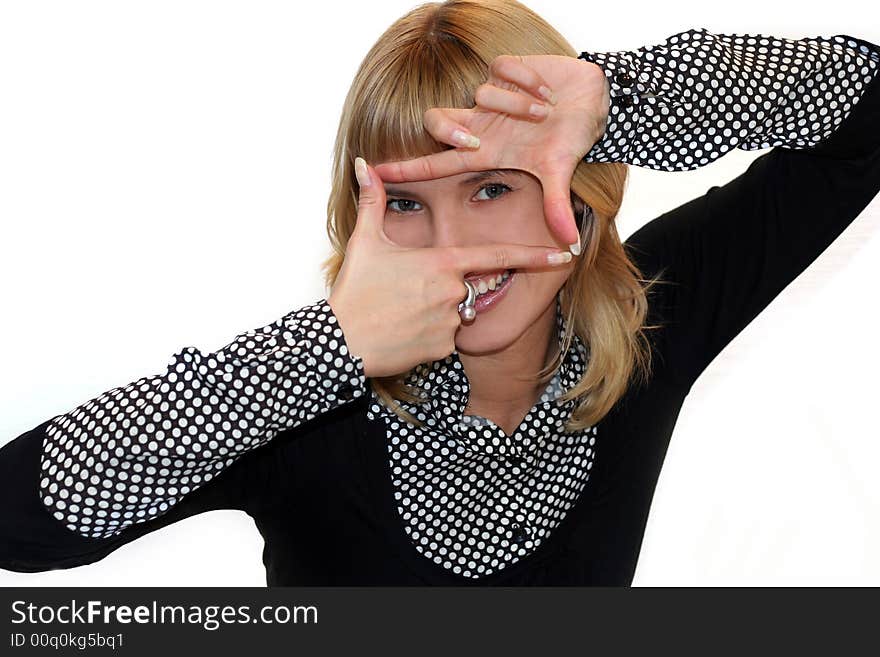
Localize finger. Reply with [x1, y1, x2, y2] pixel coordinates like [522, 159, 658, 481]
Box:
[421, 107, 482, 149]
[490, 54, 558, 105]
[474, 82, 550, 120]
[539, 169, 581, 253]
[353, 156, 388, 240]
[373, 147, 477, 183]
[449, 241, 572, 276]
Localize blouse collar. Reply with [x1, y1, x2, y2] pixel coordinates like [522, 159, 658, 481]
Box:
[393, 290, 589, 451]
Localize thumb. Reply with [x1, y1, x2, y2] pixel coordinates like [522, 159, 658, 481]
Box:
[540, 168, 581, 255]
[353, 156, 389, 241]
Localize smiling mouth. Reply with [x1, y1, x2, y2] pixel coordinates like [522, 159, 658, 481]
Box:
[464, 269, 513, 295]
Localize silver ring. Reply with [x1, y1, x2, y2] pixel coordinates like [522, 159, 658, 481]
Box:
[458, 280, 477, 322]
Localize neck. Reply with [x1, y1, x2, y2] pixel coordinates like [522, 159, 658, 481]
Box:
[458, 298, 559, 421]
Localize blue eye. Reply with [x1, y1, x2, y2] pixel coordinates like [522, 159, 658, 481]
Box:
[386, 198, 422, 214]
[386, 182, 513, 215]
[473, 183, 512, 201]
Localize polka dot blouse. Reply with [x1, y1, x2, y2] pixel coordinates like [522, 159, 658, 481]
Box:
[365, 293, 593, 578]
[38, 301, 367, 541]
[16, 28, 880, 581]
[579, 28, 879, 169]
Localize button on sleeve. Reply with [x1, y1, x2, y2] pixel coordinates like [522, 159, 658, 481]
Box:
[578, 47, 647, 163]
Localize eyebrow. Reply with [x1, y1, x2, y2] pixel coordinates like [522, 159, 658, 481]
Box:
[383, 168, 525, 197]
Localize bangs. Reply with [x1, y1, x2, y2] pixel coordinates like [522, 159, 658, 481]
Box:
[350, 36, 491, 166]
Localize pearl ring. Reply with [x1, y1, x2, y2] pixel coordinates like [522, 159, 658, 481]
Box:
[458, 280, 477, 322]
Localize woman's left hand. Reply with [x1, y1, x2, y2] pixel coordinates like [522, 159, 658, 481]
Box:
[373, 54, 611, 254]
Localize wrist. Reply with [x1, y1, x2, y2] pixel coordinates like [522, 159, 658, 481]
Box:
[326, 294, 374, 378]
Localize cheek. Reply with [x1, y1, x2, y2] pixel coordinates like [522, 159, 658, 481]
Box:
[468, 225, 530, 251]
[515, 254, 574, 300]
[522, 264, 572, 291]
[382, 218, 429, 247]
[549, 264, 574, 289]
[503, 205, 554, 241]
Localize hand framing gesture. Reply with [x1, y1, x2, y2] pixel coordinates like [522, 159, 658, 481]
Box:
[373, 54, 611, 255]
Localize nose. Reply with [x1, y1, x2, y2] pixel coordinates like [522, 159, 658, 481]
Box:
[430, 206, 488, 249]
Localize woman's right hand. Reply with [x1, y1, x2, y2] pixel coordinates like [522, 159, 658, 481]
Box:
[326, 156, 573, 379]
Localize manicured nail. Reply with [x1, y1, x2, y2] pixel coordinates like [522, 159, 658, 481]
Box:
[538, 85, 558, 105]
[547, 251, 573, 265]
[569, 236, 581, 256]
[452, 129, 480, 148]
[354, 156, 371, 187]
[529, 103, 549, 118]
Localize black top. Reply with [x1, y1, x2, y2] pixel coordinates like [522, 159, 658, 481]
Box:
[2, 28, 879, 586]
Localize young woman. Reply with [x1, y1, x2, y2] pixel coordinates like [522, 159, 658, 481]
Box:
[2, 0, 878, 585]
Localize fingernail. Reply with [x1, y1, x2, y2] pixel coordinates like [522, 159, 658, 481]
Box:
[538, 85, 558, 105]
[547, 251, 572, 265]
[529, 103, 549, 118]
[569, 236, 581, 256]
[452, 130, 480, 148]
[354, 156, 371, 187]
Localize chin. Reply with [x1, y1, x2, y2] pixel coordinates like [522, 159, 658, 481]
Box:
[454, 282, 531, 356]
[454, 315, 521, 356]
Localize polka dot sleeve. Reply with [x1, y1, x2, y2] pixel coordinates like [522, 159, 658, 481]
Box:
[578, 28, 880, 170]
[38, 298, 367, 540]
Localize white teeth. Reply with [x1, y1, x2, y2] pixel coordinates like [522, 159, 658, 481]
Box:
[474, 270, 512, 297]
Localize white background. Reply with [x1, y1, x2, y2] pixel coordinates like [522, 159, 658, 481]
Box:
[1, 0, 877, 587]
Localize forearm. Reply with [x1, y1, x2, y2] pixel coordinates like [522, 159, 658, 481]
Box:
[579, 28, 880, 169]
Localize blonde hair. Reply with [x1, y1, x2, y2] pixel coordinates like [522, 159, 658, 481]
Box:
[320, 0, 666, 432]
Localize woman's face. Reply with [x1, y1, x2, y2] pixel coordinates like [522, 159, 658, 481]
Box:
[379, 167, 575, 356]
